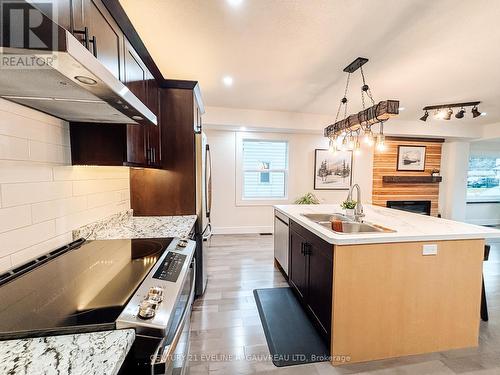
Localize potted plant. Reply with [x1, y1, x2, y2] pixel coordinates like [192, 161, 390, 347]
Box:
[341, 199, 357, 218]
[294, 193, 320, 205]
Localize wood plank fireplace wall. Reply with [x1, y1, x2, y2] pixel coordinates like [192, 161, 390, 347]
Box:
[372, 137, 444, 216]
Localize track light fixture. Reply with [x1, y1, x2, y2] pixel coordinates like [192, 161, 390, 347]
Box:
[455, 108, 465, 119]
[443, 108, 453, 120]
[419, 101, 481, 121]
[419, 111, 429, 122]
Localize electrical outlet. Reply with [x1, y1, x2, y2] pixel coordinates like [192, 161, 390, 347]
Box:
[422, 244, 438, 256]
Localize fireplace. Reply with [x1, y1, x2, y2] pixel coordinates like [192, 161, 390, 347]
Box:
[386, 200, 431, 216]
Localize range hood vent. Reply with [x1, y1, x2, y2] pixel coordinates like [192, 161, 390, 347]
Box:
[0, 23, 156, 125]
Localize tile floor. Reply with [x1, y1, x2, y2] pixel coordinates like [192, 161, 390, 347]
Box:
[189, 234, 500, 374]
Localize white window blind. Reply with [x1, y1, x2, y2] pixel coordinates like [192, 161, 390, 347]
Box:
[242, 139, 288, 199]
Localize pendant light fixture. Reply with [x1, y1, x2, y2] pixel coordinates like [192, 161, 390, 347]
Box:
[324, 57, 399, 153]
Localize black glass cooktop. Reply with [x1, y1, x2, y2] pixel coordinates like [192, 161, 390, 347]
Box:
[0, 238, 173, 340]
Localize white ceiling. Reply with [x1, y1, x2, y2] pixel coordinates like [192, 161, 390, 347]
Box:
[120, 0, 500, 125]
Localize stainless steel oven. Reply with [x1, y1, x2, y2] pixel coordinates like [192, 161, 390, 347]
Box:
[0, 237, 197, 375]
[151, 259, 195, 375]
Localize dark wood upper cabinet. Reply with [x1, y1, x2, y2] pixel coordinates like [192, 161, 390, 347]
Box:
[124, 39, 147, 103]
[146, 123, 161, 167]
[70, 122, 159, 168]
[51, 0, 72, 31]
[71, 0, 123, 79]
[126, 124, 146, 166]
[130, 85, 203, 216]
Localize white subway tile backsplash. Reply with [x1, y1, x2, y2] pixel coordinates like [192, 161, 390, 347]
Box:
[1, 181, 73, 207]
[53, 166, 129, 181]
[0, 111, 69, 146]
[29, 140, 71, 164]
[73, 178, 129, 196]
[0, 99, 65, 128]
[0, 135, 29, 160]
[0, 220, 56, 258]
[87, 191, 122, 209]
[55, 202, 124, 235]
[0, 97, 131, 272]
[119, 189, 130, 202]
[0, 256, 12, 274]
[32, 196, 88, 223]
[0, 161, 53, 184]
[10, 232, 72, 267]
[0, 205, 31, 234]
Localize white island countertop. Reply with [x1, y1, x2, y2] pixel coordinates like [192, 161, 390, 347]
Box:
[274, 204, 500, 245]
[0, 329, 135, 375]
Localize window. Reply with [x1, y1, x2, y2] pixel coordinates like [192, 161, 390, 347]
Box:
[467, 156, 500, 201]
[241, 139, 288, 200]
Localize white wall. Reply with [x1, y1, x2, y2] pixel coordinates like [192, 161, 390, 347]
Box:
[0, 99, 130, 273]
[439, 141, 470, 221]
[205, 129, 373, 234]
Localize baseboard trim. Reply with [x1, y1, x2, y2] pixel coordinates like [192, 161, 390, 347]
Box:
[212, 226, 274, 235]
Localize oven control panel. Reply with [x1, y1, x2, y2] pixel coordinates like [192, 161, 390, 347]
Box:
[152, 252, 187, 282]
[116, 237, 196, 336]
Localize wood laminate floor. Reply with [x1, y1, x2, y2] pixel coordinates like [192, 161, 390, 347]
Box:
[189, 234, 500, 375]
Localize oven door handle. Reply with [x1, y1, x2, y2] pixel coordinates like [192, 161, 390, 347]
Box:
[151, 259, 196, 374]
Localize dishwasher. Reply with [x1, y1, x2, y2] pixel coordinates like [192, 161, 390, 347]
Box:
[274, 210, 289, 276]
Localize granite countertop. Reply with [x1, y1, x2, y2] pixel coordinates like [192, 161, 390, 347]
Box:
[0, 329, 135, 375]
[275, 204, 500, 245]
[73, 210, 197, 240]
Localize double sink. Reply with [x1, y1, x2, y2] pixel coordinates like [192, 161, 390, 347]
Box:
[301, 213, 395, 234]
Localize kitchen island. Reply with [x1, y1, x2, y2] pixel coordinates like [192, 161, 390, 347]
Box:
[274, 204, 500, 365]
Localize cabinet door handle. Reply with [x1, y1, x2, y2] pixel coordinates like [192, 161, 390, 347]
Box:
[73, 27, 90, 49]
[89, 36, 97, 58]
[304, 243, 312, 256]
[300, 243, 304, 255]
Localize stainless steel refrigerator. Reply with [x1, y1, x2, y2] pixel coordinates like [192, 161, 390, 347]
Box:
[193, 131, 212, 297]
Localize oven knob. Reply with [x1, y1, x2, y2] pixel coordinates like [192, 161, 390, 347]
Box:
[148, 286, 164, 302]
[138, 301, 156, 320]
[177, 239, 188, 248]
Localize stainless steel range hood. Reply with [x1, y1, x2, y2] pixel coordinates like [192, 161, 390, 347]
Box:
[0, 27, 156, 125]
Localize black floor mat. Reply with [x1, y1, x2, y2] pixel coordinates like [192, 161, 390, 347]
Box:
[253, 287, 330, 367]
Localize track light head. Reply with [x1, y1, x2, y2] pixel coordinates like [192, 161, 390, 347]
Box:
[419, 111, 429, 122]
[443, 108, 453, 120]
[455, 108, 465, 119]
[472, 106, 481, 118]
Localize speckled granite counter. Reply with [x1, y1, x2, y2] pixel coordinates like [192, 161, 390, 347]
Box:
[0, 329, 135, 375]
[73, 210, 197, 240]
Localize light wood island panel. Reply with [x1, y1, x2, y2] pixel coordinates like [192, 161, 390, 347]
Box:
[331, 239, 484, 365]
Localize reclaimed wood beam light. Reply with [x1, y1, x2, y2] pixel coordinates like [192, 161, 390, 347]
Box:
[324, 100, 400, 138]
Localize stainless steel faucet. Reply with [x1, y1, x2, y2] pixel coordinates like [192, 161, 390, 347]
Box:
[347, 184, 365, 222]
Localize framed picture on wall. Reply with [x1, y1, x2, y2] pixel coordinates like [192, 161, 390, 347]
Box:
[397, 145, 426, 171]
[314, 149, 353, 190]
